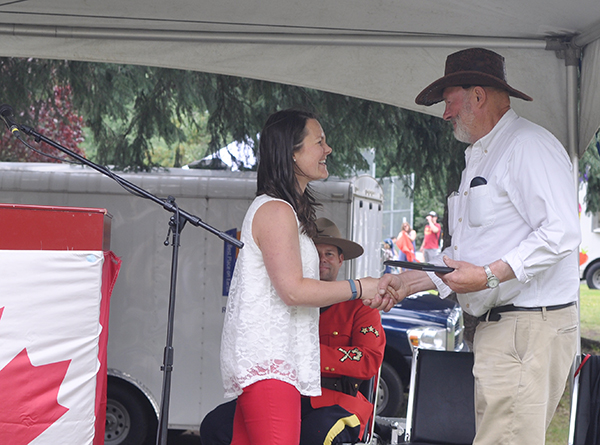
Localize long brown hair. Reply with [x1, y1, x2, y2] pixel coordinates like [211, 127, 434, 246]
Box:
[256, 108, 321, 237]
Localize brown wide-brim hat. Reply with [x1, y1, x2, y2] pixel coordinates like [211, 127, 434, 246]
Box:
[313, 217, 364, 260]
[415, 48, 533, 106]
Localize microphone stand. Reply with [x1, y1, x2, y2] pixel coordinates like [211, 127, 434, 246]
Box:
[15, 123, 243, 445]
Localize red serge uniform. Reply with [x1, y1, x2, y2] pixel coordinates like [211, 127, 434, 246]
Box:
[311, 299, 386, 437]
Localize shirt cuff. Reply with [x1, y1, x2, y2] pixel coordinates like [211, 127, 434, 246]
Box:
[502, 251, 529, 283]
[426, 271, 454, 298]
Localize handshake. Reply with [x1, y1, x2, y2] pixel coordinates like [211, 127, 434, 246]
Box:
[359, 256, 503, 311]
[355, 274, 408, 312]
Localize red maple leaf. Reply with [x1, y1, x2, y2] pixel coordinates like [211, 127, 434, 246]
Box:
[0, 348, 71, 444]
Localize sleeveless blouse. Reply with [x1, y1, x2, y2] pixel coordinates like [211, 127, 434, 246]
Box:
[220, 195, 321, 398]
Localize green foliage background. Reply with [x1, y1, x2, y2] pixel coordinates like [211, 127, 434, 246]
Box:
[1, 56, 599, 223]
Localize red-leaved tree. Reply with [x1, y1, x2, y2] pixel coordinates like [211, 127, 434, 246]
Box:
[0, 85, 85, 162]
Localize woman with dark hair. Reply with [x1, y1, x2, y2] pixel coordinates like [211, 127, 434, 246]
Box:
[220, 109, 388, 445]
[256, 109, 321, 239]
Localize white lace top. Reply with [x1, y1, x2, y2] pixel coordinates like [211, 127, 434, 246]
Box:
[220, 195, 321, 398]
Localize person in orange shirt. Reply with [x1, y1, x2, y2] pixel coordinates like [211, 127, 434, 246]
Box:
[395, 221, 417, 262]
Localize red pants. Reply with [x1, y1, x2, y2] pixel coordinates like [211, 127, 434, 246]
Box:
[231, 379, 301, 445]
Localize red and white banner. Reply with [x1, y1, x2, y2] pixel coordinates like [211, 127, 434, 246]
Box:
[0, 250, 120, 445]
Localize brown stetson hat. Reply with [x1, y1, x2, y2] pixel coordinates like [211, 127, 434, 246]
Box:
[415, 48, 533, 106]
[313, 217, 364, 260]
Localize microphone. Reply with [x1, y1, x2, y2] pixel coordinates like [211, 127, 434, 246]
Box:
[0, 104, 22, 139]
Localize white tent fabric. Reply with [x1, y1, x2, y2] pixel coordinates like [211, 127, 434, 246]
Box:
[581, 39, 600, 152]
[0, 0, 599, 155]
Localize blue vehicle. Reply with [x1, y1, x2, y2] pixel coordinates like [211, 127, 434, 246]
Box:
[377, 291, 466, 417]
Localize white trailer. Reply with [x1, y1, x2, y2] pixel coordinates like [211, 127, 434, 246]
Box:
[0, 162, 383, 444]
[579, 183, 600, 289]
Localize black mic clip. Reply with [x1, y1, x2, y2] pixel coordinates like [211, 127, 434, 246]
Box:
[0, 104, 22, 139]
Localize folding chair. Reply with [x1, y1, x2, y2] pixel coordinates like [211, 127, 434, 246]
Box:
[569, 354, 600, 445]
[400, 349, 475, 445]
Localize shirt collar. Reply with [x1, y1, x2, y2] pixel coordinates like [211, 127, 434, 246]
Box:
[472, 108, 518, 154]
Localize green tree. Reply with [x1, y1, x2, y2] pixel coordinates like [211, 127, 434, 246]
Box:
[4, 56, 600, 266]
[0, 57, 461, 207]
[580, 132, 600, 213]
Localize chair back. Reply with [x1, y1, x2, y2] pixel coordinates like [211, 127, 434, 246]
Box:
[404, 349, 475, 445]
[571, 354, 600, 445]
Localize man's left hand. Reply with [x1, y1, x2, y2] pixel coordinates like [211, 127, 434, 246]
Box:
[438, 256, 488, 293]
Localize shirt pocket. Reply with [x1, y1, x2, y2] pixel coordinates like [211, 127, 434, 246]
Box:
[468, 184, 495, 227]
[321, 330, 351, 348]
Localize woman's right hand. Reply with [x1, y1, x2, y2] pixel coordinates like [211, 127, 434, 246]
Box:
[359, 276, 399, 312]
[358, 277, 378, 301]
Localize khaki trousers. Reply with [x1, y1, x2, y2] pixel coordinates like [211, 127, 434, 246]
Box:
[472, 304, 578, 445]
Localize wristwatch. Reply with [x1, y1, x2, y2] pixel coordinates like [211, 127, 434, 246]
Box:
[483, 265, 500, 289]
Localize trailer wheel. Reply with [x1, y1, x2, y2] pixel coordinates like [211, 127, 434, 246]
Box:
[586, 263, 600, 289]
[106, 379, 157, 445]
[377, 361, 404, 417]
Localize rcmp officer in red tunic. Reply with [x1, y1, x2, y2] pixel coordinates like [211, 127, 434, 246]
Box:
[200, 218, 386, 445]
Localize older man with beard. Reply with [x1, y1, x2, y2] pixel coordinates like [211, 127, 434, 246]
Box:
[370, 48, 580, 445]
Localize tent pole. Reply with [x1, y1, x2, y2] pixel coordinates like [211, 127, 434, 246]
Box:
[562, 45, 582, 445]
[566, 54, 580, 164]
[0, 23, 547, 49]
[574, 18, 600, 48]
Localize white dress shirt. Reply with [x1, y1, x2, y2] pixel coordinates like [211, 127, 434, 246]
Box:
[429, 109, 581, 317]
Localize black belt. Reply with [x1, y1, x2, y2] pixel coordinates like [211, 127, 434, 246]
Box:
[321, 376, 363, 397]
[478, 301, 576, 322]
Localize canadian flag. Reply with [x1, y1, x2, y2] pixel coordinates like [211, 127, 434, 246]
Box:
[0, 250, 120, 445]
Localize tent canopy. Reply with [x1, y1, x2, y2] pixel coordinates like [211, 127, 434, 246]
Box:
[1, 0, 599, 155]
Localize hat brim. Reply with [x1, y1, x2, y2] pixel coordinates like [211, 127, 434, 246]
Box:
[313, 236, 364, 261]
[415, 71, 533, 106]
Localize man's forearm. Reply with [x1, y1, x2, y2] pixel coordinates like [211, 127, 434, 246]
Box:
[401, 270, 437, 295]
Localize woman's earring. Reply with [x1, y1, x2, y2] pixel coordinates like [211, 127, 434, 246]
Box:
[293, 158, 296, 163]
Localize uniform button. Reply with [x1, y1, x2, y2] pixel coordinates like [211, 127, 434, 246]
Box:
[458, 217, 462, 222]
[325, 366, 330, 371]
[464, 191, 468, 196]
[466, 303, 470, 308]
[330, 368, 335, 372]
[332, 331, 339, 336]
[454, 246, 458, 250]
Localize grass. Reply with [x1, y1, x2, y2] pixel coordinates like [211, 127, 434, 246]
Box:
[579, 283, 600, 343]
[545, 283, 600, 445]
